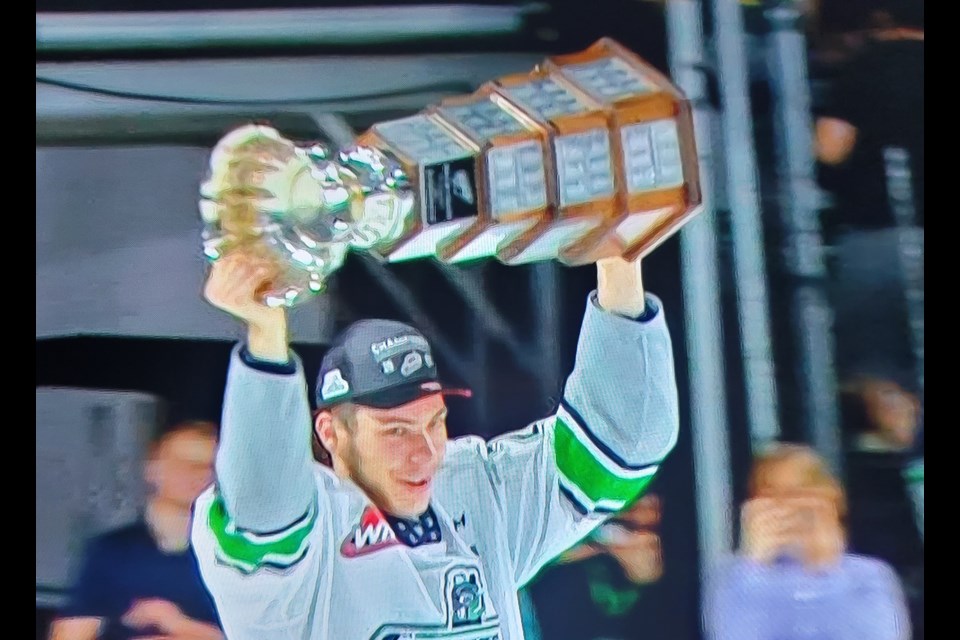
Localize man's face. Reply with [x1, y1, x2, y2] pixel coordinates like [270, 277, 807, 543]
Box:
[147, 429, 217, 508]
[332, 394, 448, 518]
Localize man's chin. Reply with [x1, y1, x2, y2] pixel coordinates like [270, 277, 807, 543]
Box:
[389, 483, 434, 517]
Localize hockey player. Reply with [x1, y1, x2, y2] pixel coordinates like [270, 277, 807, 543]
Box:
[191, 251, 679, 639]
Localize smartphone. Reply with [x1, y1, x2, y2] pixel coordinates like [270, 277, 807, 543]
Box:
[590, 522, 636, 546]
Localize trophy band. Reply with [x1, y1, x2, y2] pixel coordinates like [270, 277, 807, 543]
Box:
[199, 38, 702, 307]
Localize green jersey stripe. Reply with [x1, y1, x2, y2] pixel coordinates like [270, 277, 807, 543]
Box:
[554, 417, 657, 507]
[555, 407, 660, 479]
[205, 491, 316, 573]
[557, 470, 628, 513]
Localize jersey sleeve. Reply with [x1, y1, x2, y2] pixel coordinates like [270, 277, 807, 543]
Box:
[470, 292, 680, 588]
[190, 470, 339, 638]
[188, 346, 329, 637]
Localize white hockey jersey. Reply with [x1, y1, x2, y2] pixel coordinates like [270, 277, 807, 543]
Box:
[191, 293, 679, 639]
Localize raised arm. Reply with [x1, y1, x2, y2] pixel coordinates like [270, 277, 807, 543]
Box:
[187, 252, 328, 636]
[199, 251, 316, 542]
[558, 256, 678, 507]
[465, 256, 680, 586]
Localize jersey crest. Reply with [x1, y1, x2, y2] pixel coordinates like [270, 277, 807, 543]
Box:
[447, 566, 485, 627]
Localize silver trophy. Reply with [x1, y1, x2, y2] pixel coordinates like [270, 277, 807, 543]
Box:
[198, 38, 701, 307]
[199, 126, 415, 307]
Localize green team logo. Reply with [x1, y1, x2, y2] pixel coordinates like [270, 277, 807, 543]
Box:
[448, 568, 485, 626]
[369, 566, 498, 639]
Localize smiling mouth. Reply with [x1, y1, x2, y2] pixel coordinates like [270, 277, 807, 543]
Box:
[401, 479, 431, 491]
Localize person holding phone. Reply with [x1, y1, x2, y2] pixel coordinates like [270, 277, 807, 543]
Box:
[520, 492, 672, 640]
[704, 442, 912, 640]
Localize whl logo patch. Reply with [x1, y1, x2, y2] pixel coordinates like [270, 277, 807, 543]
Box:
[341, 506, 399, 558]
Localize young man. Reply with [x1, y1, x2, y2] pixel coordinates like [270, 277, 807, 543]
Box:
[191, 251, 680, 639]
[50, 421, 223, 640]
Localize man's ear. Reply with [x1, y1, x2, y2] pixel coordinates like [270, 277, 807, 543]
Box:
[315, 411, 337, 456]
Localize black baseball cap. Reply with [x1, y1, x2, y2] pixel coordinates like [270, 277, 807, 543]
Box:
[315, 319, 472, 411]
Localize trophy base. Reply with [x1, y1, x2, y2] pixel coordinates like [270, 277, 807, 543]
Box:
[381, 220, 476, 263]
[560, 206, 678, 266]
[498, 218, 604, 266]
[438, 219, 540, 265]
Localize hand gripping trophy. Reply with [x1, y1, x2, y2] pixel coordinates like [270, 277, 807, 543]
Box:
[198, 38, 702, 307]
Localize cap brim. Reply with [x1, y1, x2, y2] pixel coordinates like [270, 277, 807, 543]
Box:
[353, 381, 472, 410]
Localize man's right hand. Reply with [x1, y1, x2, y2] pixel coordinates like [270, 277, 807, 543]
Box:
[203, 251, 290, 362]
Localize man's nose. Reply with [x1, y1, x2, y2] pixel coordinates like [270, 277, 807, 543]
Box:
[409, 428, 437, 464]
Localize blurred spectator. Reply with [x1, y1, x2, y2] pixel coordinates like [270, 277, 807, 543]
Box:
[807, 0, 882, 69]
[839, 376, 921, 452]
[704, 442, 911, 640]
[48, 421, 223, 640]
[813, 0, 924, 391]
[840, 377, 924, 639]
[814, 0, 923, 190]
[520, 492, 671, 640]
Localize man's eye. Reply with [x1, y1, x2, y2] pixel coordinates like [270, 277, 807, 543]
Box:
[388, 427, 406, 437]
